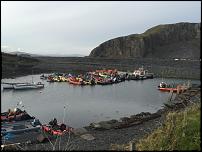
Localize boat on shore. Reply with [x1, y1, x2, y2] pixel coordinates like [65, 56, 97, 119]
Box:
[1, 119, 41, 136]
[42, 124, 74, 136]
[42, 118, 74, 136]
[1, 108, 41, 136]
[1, 108, 35, 122]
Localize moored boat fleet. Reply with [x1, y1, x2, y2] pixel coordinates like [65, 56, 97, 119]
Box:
[41, 67, 154, 85]
[2, 66, 192, 93]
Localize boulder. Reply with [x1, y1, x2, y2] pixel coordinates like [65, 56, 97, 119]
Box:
[72, 128, 88, 136]
[80, 134, 95, 141]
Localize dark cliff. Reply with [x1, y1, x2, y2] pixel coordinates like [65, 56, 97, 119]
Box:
[89, 22, 200, 59]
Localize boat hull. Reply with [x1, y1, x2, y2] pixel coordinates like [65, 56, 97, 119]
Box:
[158, 87, 178, 92]
[42, 125, 74, 136]
[14, 84, 44, 90]
[1, 119, 41, 135]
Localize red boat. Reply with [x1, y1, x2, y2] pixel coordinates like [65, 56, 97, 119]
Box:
[158, 82, 187, 93]
[158, 87, 178, 92]
[1, 109, 34, 122]
[68, 77, 84, 85]
[42, 124, 74, 136]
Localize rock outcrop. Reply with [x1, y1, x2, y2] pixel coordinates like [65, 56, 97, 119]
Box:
[89, 22, 200, 59]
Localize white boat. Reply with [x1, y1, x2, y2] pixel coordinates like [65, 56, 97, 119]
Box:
[2, 83, 28, 90]
[3, 84, 14, 89]
[13, 82, 44, 90]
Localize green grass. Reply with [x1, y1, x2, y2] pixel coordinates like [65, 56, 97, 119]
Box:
[136, 103, 201, 151]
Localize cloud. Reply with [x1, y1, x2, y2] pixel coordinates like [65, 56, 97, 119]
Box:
[1, 1, 201, 55]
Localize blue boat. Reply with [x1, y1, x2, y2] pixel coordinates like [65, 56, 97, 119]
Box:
[1, 119, 41, 136]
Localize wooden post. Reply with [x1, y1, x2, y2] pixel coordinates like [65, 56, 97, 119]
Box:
[177, 85, 180, 94]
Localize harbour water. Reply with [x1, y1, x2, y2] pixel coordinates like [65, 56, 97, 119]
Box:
[1, 74, 200, 128]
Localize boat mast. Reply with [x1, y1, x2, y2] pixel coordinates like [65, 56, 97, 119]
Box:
[63, 106, 66, 123]
[32, 69, 34, 83]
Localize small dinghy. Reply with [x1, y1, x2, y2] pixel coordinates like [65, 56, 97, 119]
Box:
[42, 118, 74, 136]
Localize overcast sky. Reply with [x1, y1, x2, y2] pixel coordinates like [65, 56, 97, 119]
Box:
[1, 1, 201, 56]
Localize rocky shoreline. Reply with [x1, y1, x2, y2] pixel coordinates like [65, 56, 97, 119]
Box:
[2, 85, 200, 151]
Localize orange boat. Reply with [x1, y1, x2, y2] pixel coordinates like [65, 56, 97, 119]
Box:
[68, 77, 84, 85]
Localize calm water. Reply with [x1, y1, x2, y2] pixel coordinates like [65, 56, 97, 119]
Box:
[1, 75, 200, 128]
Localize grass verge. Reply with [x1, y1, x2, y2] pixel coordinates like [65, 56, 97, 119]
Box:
[136, 103, 201, 151]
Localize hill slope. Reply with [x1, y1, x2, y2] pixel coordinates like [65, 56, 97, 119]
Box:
[2, 52, 39, 78]
[89, 22, 200, 59]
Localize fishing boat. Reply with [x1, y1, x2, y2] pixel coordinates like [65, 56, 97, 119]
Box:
[158, 82, 188, 93]
[13, 82, 44, 90]
[133, 67, 146, 78]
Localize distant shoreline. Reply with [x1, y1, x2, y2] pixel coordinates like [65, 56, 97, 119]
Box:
[2, 72, 200, 81]
[2, 53, 200, 80]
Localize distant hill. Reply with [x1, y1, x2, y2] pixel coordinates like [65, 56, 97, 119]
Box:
[6, 51, 85, 57]
[8, 51, 42, 57]
[89, 22, 200, 59]
[2, 52, 39, 78]
[44, 53, 85, 57]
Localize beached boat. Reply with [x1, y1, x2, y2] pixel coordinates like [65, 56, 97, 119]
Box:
[1, 108, 35, 122]
[1, 119, 41, 136]
[13, 82, 44, 90]
[42, 124, 74, 136]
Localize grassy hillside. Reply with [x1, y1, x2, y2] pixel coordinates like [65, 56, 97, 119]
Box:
[2, 52, 39, 78]
[136, 103, 201, 151]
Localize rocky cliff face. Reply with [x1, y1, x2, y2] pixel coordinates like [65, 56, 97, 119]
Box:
[89, 22, 200, 59]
